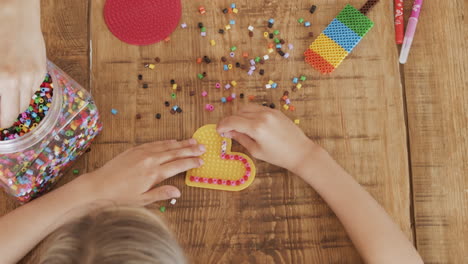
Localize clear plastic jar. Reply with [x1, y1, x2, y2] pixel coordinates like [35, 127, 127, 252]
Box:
[0, 61, 102, 202]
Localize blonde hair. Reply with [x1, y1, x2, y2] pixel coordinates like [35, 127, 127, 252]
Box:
[38, 206, 186, 264]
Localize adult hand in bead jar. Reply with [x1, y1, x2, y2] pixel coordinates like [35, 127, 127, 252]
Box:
[217, 104, 318, 175]
[0, 0, 47, 128]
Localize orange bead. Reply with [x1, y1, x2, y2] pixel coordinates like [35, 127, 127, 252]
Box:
[196, 58, 203, 64]
[268, 43, 274, 49]
[248, 95, 255, 101]
[242, 52, 249, 58]
[289, 105, 296, 111]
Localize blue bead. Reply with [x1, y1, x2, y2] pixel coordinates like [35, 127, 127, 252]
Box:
[271, 83, 278, 89]
[231, 3, 236, 8]
[292, 77, 298, 84]
[304, 21, 311, 27]
[221, 97, 227, 103]
[172, 105, 179, 111]
[268, 18, 274, 24]
[230, 20, 235, 25]
[276, 44, 282, 49]
[224, 65, 229, 71]
[111, 109, 118, 115]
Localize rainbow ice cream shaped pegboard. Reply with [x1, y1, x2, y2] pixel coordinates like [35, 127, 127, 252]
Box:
[304, 4, 374, 74]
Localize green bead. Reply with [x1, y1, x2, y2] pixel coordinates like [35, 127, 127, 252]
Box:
[201, 27, 206, 32]
[255, 57, 261, 62]
[231, 46, 237, 51]
[273, 30, 280, 35]
[197, 73, 204, 79]
[274, 38, 280, 44]
[300, 75, 307, 81]
[159, 206, 166, 212]
[73, 169, 79, 175]
[171, 93, 176, 99]
[298, 18, 304, 23]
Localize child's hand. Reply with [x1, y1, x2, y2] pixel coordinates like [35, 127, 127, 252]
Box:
[0, 0, 46, 128]
[217, 104, 318, 174]
[81, 139, 205, 205]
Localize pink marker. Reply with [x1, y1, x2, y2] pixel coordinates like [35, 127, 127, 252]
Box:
[399, 0, 423, 64]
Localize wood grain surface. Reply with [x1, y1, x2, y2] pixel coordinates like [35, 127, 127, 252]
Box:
[88, 0, 411, 263]
[402, 1, 468, 263]
[0, 0, 465, 263]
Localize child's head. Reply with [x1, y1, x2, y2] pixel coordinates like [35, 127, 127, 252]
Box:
[38, 206, 186, 264]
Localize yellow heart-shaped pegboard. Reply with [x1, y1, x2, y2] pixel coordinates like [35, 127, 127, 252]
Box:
[185, 124, 256, 191]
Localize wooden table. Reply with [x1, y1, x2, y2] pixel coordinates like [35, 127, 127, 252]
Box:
[0, 0, 466, 263]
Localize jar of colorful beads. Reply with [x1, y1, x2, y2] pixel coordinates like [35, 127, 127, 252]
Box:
[0, 61, 102, 203]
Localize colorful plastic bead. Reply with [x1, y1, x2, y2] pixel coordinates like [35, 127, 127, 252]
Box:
[300, 75, 307, 81]
[231, 80, 237, 86]
[298, 18, 304, 24]
[201, 91, 208, 97]
[111, 109, 118, 115]
[304, 21, 311, 27]
[210, 39, 216, 46]
[230, 20, 236, 25]
[199, 6, 206, 14]
[215, 83, 221, 88]
[181, 23, 187, 28]
[221, 97, 227, 103]
[292, 77, 298, 84]
[294, 119, 300, 124]
[205, 104, 214, 111]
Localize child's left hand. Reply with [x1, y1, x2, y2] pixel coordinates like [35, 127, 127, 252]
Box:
[79, 139, 205, 205]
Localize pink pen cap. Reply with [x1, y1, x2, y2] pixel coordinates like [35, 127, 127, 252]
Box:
[399, 0, 423, 64]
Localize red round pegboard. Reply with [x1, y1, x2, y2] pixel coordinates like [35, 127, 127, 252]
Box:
[104, 0, 181, 46]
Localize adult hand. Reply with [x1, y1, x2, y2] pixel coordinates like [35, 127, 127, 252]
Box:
[0, 0, 47, 128]
[82, 139, 205, 205]
[217, 104, 319, 175]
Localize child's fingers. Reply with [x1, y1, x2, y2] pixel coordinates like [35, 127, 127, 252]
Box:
[141, 185, 181, 205]
[142, 139, 197, 153]
[226, 131, 258, 154]
[157, 144, 205, 164]
[159, 157, 203, 180]
[216, 115, 257, 136]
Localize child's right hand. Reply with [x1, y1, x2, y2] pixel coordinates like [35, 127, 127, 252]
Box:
[217, 104, 319, 175]
[80, 139, 205, 205]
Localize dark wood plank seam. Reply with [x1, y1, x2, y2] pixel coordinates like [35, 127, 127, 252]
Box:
[398, 53, 418, 249]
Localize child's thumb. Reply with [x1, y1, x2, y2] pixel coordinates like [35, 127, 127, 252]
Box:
[141, 185, 181, 205]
